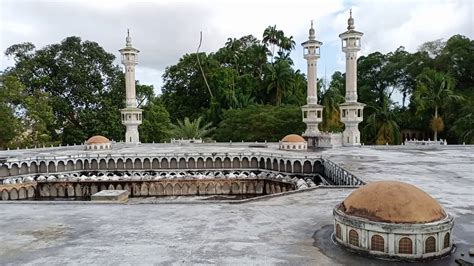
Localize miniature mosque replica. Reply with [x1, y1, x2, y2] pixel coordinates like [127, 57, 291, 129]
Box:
[0, 11, 455, 262]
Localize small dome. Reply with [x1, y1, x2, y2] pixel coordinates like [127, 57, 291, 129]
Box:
[341, 181, 446, 224]
[86, 135, 110, 145]
[281, 134, 305, 143]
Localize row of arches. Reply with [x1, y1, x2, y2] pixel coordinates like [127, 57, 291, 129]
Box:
[31, 179, 291, 199]
[1, 156, 324, 177]
[335, 224, 451, 255]
[1, 186, 35, 200]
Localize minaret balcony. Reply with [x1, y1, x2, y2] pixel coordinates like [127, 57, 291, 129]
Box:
[121, 107, 143, 126]
[339, 102, 365, 123]
[302, 104, 324, 124]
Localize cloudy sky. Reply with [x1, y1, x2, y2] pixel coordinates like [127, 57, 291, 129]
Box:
[1, 0, 473, 94]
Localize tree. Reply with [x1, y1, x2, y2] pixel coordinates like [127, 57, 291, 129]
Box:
[363, 100, 401, 145]
[452, 105, 474, 144]
[262, 25, 282, 62]
[0, 74, 54, 148]
[263, 59, 294, 106]
[170, 117, 214, 140]
[414, 69, 461, 141]
[320, 72, 345, 132]
[4, 36, 125, 144]
[0, 103, 20, 149]
[161, 53, 218, 122]
[139, 99, 173, 143]
[283, 69, 306, 106]
[136, 83, 155, 108]
[214, 105, 305, 142]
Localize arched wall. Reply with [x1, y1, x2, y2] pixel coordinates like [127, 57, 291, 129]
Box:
[1, 155, 328, 182]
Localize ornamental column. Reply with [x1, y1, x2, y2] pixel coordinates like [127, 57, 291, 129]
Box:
[301, 21, 323, 143]
[339, 10, 365, 146]
[120, 30, 142, 144]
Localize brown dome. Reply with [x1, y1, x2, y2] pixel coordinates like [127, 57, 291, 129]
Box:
[281, 134, 305, 143]
[86, 135, 110, 145]
[341, 181, 446, 224]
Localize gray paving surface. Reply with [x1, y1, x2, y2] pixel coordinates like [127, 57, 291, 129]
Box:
[0, 145, 473, 265]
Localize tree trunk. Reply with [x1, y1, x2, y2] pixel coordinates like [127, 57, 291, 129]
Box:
[434, 106, 438, 141]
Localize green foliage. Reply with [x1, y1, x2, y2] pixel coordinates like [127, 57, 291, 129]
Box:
[320, 72, 345, 132]
[214, 105, 305, 142]
[4, 36, 125, 144]
[139, 99, 173, 143]
[264, 59, 294, 106]
[162, 28, 303, 128]
[0, 103, 20, 148]
[170, 117, 214, 140]
[414, 69, 461, 141]
[452, 105, 474, 144]
[363, 100, 401, 145]
[0, 74, 54, 148]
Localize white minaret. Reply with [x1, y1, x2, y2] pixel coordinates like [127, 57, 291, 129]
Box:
[120, 30, 142, 144]
[301, 21, 324, 144]
[339, 10, 365, 146]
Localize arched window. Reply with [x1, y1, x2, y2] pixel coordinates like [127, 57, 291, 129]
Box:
[371, 235, 384, 252]
[335, 224, 341, 239]
[399, 237, 412, 254]
[443, 233, 450, 249]
[349, 229, 359, 247]
[425, 236, 436, 253]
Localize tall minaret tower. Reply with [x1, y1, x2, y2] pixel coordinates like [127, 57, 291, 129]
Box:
[301, 21, 324, 147]
[339, 10, 365, 146]
[120, 30, 142, 144]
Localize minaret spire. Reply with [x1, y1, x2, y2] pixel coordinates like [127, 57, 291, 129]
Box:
[301, 21, 323, 146]
[339, 10, 365, 146]
[119, 30, 142, 144]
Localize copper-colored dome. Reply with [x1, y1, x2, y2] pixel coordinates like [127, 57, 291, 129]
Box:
[341, 181, 446, 224]
[281, 134, 305, 143]
[86, 135, 110, 145]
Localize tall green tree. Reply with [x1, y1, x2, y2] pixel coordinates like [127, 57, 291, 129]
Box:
[262, 25, 282, 62]
[414, 69, 461, 141]
[0, 74, 54, 148]
[363, 100, 401, 145]
[264, 59, 294, 106]
[4, 37, 125, 144]
[139, 98, 173, 143]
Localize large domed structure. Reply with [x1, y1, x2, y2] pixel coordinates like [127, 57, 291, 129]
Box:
[341, 181, 446, 223]
[333, 181, 454, 260]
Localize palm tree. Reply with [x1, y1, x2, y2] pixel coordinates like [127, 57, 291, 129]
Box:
[321, 86, 345, 132]
[170, 117, 214, 139]
[263, 60, 293, 106]
[414, 69, 461, 141]
[364, 100, 401, 145]
[275, 51, 294, 65]
[452, 106, 474, 144]
[279, 36, 296, 52]
[235, 93, 256, 109]
[262, 25, 283, 63]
